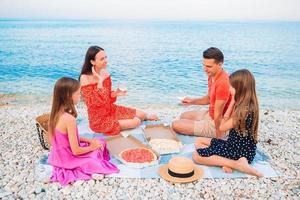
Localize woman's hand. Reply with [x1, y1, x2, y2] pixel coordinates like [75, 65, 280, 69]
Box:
[112, 88, 127, 97]
[99, 69, 110, 79]
[92, 67, 109, 80]
[92, 67, 101, 79]
[92, 67, 110, 88]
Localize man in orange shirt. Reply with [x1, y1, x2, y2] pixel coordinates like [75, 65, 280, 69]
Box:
[172, 47, 231, 139]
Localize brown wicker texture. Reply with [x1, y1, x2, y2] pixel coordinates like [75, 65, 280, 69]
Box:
[36, 113, 50, 150]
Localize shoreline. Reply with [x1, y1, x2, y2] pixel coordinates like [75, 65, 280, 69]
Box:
[1, 93, 300, 112]
[0, 101, 299, 199]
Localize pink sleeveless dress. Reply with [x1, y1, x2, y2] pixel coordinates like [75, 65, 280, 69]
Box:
[48, 127, 119, 186]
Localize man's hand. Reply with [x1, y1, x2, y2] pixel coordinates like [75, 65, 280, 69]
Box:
[182, 97, 193, 105]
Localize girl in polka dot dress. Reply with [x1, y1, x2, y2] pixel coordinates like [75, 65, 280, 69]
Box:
[192, 69, 263, 177]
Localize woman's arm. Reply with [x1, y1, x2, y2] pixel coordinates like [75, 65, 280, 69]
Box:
[65, 116, 102, 155]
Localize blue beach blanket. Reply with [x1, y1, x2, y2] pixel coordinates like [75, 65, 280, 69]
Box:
[36, 118, 278, 179]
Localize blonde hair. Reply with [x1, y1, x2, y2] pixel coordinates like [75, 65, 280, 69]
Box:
[48, 77, 80, 141]
[229, 69, 259, 142]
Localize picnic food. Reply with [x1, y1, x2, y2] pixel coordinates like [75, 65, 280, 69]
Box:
[119, 147, 157, 163]
[149, 138, 182, 154]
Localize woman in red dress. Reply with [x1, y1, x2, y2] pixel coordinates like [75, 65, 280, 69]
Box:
[79, 46, 158, 135]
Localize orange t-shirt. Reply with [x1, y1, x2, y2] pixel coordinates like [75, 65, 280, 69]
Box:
[208, 70, 231, 119]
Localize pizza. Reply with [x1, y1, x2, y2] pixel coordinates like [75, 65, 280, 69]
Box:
[149, 139, 182, 154]
[119, 147, 157, 164]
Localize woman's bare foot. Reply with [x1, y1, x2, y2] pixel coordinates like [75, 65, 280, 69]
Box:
[222, 166, 233, 173]
[235, 157, 263, 177]
[145, 114, 159, 121]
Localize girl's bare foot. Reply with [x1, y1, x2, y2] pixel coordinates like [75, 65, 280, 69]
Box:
[92, 174, 104, 181]
[235, 157, 263, 177]
[146, 114, 159, 121]
[222, 166, 233, 173]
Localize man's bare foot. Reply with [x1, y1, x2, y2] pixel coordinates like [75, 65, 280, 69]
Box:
[146, 114, 159, 121]
[222, 166, 233, 173]
[235, 157, 263, 177]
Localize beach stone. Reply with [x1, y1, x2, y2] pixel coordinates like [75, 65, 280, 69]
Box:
[0, 189, 12, 199]
[87, 179, 95, 186]
[62, 187, 71, 195]
[18, 189, 28, 199]
[73, 180, 84, 187]
[90, 194, 98, 200]
[28, 193, 36, 199]
[204, 193, 210, 199]
[10, 185, 20, 193]
[34, 186, 43, 194]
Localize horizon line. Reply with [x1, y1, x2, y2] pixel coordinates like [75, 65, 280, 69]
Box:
[0, 18, 300, 23]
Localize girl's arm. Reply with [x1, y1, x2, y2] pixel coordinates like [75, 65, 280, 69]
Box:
[219, 97, 235, 132]
[65, 116, 101, 155]
[219, 117, 234, 132]
[79, 137, 92, 143]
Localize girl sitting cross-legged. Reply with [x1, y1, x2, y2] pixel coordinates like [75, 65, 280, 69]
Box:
[192, 69, 263, 177]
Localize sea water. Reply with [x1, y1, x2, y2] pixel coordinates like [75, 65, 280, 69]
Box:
[0, 20, 299, 109]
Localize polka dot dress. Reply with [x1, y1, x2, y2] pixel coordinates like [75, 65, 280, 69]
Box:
[197, 113, 257, 164]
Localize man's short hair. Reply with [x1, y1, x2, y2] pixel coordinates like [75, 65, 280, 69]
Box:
[203, 47, 224, 64]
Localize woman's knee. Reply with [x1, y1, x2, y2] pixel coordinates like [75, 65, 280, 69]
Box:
[136, 110, 146, 120]
[132, 117, 142, 127]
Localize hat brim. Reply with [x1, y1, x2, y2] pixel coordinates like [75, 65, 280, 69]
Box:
[158, 164, 203, 183]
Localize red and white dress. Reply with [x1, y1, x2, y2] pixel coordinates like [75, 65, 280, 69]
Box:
[81, 76, 136, 135]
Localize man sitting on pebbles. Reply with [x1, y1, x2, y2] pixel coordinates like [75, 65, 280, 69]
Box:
[172, 47, 231, 139]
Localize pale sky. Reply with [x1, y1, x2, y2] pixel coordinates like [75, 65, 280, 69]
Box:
[0, 0, 299, 21]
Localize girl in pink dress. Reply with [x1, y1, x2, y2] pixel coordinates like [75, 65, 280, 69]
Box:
[47, 77, 119, 186]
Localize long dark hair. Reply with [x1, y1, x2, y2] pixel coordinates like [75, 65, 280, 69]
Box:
[49, 77, 80, 141]
[79, 46, 104, 79]
[229, 69, 259, 142]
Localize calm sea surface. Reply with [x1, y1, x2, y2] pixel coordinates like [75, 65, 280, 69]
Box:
[0, 20, 299, 109]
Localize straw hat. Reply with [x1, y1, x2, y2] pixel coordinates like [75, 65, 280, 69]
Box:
[159, 157, 203, 183]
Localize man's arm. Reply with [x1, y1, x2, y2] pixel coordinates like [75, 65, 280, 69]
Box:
[183, 95, 210, 105]
[214, 99, 227, 139]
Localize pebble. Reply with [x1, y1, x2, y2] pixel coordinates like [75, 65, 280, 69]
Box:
[92, 174, 104, 181]
[0, 190, 12, 199]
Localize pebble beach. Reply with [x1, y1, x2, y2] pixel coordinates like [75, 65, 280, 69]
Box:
[0, 95, 299, 199]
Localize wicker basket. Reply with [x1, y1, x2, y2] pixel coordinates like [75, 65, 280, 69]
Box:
[36, 113, 50, 150]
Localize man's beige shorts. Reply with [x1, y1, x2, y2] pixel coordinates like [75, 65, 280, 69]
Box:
[193, 110, 216, 137]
